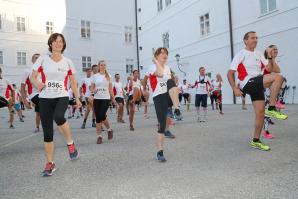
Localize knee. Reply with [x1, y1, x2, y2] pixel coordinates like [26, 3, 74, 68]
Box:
[274, 74, 284, 82]
[44, 131, 53, 142]
[54, 114, 66, 126]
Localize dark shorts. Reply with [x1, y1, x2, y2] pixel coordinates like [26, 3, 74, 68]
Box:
[242, 75, 265, 102]
[115, 97, 124, 105]
[0, 96, 9, 108]
[182, 93, 190, 99]
[31, 94, 40, 113]
[68, 98, 76, 106]
[195, 94, 208, 107]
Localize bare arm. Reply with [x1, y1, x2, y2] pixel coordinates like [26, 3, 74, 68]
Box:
[69, 75, 81, 108]
[20, 83, 31, 109]
[227, 70, 243, 97]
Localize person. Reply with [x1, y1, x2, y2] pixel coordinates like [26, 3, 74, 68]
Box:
[211, 74, 224, 115]
[141, 80, 150, 119]
[80, 67, 94, 128]
[227, 31, 288, 151]
[127, 70, 142, 131]
[12, 84, 25, 122]
[0, 67, 15, 129]
[113, 73, 126, 123]
[143, 47, 177, 162]
[89, 60, 116, 144]
[30, 33, 80, 177]
[21, 53, 41, 133]
[180, 79, 192, 111]
[192, 67, 212, 122]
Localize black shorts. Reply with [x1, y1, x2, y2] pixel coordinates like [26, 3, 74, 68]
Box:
[128, 95, 141, 104]
[93, 99, 110, 123]
[0, 96, 9, 108]
[115, 97, 124, 105]
[141, 95, 146, 102]
[153, 92, 170, 134]
[31, 94, 40, 113]
[182, 93, 190, 99]
[195, 94, 208, 107]
[68, 98, 76, 106]
[242, 75, 265, 102]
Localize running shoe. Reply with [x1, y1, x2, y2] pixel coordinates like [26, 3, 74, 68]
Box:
[265, 109, 288, 120]
[41, 162, 56, 177]
[120, 119, 125, 123]
[174, 109, 183, 121]
[156, 151, 166, 162]
[242, 106, 247, 110]
[107, 129, 113, 140]
[34, 127, 39, 133]
[250, 140, 270, 151]
[76, 115, 80, 119]
[68, 116, 72, 119]
[19, 118, 24, 122]
[97, 136, 103, 144]
[81, 122, 86, 129]
[68, 143, 79, 161]
[164, 130, 176, 139]
[92, 122, 96, 128]
[167, 108, 174, 119]
[276, 101, 285, 109]
[130, 125, 135, 131]
[219, 111, 224, 115]
[262, 131, 274, 139]
[9, 125, 15, 129]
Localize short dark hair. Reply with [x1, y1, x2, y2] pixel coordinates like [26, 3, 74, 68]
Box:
[243, 31, 256, 41]
[199, 67, 205, 71]
[91, 64, 98, 70]
[48, 33, 66, 53]
[32, 53, 40, 59]
[154, 47, 168, 58]
[132, 70, 138, 75]
[115, 73, 120, 78]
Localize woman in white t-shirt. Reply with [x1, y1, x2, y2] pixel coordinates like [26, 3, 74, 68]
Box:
[30, 33, 81, 177]
[89, 60, 116, 144]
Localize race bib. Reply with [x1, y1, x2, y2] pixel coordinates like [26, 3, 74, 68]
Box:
[96, 87, 109, 95]
[45, 80, 64, 95]
[159, 81, 167, 93]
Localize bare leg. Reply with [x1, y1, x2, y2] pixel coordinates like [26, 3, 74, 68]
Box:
[252, 100, 265, 139]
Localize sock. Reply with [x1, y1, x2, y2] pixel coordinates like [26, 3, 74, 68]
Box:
[157, 150, 164, 156]
[268, 106, 275, 111]
[107, 128, 112, 131]
[92, 119, 95, 123]
[83, 119, 87, 123]
[253, 138, 260, 142]
[67, 140, 74, 145]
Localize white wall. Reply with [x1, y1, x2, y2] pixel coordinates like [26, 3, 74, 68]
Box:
[137, 0, 298, 104]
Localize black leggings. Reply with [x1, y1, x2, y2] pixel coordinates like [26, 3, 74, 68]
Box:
[0, 96, 9, 108]
[93, 99, 110, 123]
[39, 97, 69, 142]
[153, 93, 170, 134]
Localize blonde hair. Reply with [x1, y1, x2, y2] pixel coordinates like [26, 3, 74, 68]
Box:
[216, 74, 223, 83]
[98, 60, 110, 81]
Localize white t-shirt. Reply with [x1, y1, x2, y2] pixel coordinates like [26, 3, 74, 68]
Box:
[91, 73, 111, 100]
[212, 80, 223, 91]
[0, 77, 13, 99]
[21, 68, 39, 99]
[194, 75, 211, 95]
[81, 77, 92, 98]
[230, 49, 268, 89]
[181, 83, 191, 94]
[32, 54, 77, 99]
[146, 64, 172, 98]
[113, 81, 124, 98]
[128, 79, 141, 96]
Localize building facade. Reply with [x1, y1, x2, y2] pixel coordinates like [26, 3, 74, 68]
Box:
[137, 0, 298, 104]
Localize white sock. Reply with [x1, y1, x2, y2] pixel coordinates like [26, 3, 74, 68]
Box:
[196, 107, 200, 117]
[67, 140, 74, 145]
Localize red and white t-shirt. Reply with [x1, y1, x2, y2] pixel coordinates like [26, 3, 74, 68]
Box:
[146, 64, 172, 98]
[32, 54, 76, 99]
[128, 79, 141, 96]
[91, 73, 111, 100]
[0, 77, 13, 99]
[194, 75, 211, 95]
[113, 81, 124, 98]
[81, 77, 92, 98]
[230, 49, 268, 89]
[21, 68, 39, 99]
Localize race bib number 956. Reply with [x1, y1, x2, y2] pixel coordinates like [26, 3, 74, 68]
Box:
[45, 80, 64, 94]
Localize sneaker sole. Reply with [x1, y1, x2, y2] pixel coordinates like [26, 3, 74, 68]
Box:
[70, 151, 80, 161]
[41, 167, 56, 177]
[155, 157, 167, 162]
[250, 145, 270, 151]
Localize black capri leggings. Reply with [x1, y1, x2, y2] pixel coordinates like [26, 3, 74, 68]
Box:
[93, 99, 110, 123]
[39, 97, 69, 142]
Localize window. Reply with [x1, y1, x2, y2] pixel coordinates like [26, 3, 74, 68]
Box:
[260, 0, 277, 15]
[16, 17, 26, 32]
[17, 52, 26, 65]
[162, 32, 169, 48]
[126, 59, 134, 74]
[0, 51, 3, 65]
[165, 0, 171, 7]
[125, 26, 133, 43]
[81, 20, 91, 38]
[0, 15, 2, 30]
[82, 56, 92, 71]
[200, 13, 210, 36]
[157, 0, 163, 12]
[46, 21, 53, 34]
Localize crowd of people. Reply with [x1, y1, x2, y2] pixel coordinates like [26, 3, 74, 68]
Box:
[0, 31, 289, 177]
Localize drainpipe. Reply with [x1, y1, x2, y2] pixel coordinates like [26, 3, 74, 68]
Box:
[228, 0, 236, 104]
[135, 0, 140, 72]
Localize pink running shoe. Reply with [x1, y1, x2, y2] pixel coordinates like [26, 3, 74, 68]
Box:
[262, 131, 275, 139]
[276, 101, 285, 109]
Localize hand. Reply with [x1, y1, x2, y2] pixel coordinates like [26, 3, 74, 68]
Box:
[266, 47, 274, 59]
[112, 98, 117, 106]
[75, 98, 82, 108]
[233, 87, 243, 97]
[38, 83, 46, 92]
[24, 101, 32, 109]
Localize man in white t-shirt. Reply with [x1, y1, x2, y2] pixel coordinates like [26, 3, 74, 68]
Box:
[113, 73, 125, 123]
[227, 31, 287, 151]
